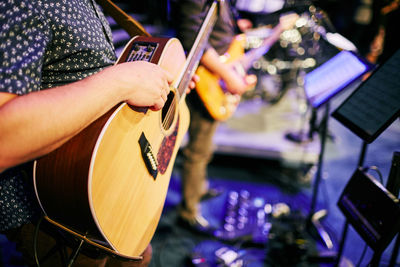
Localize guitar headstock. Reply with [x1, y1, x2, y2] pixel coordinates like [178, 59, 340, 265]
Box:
[279, 12, 300, 31]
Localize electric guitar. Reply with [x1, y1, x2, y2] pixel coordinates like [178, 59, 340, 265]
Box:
[33, 1, 219, 260]
[195, 13, 299, 121]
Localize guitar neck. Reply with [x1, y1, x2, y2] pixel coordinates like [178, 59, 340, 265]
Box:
[175, 0, 219, 98]
[240, 23, 284, 72]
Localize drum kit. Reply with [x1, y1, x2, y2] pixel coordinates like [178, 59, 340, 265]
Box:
[237, 0, 357, 104]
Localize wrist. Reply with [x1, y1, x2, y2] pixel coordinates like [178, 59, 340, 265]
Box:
[85, 65, 126, 104]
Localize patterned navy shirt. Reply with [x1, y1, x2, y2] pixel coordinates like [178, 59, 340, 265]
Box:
[0, 0, 116, 231]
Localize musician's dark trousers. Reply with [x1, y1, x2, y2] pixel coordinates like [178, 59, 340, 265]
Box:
[2, 222, 152, 267]
[178, 93, 219, 222]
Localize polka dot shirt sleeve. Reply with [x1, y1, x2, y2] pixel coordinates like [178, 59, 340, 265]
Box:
[0, 0, 51, 95]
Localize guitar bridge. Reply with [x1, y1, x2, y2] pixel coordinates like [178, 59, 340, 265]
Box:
[139, 132, 158, 179]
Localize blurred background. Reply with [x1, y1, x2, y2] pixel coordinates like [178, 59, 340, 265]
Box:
[1, 0, 399, 266]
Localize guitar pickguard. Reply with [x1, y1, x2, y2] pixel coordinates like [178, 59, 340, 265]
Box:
[157, 117, 179, 174]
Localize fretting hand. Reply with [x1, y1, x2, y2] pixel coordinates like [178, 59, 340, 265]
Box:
[220, 64, 257, 95]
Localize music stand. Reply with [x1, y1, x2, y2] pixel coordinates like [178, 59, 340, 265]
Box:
[286, 50, 373, 143]
[387, 151, 400, 267]
[332, 48, 400, 266]
[300, 50, 373, 249]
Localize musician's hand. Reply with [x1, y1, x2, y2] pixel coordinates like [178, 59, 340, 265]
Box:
[221, 66, 257, 95]
[237, 18, 253, 33]
[187, 74, 200, 94]
[109, 61, 173, 111]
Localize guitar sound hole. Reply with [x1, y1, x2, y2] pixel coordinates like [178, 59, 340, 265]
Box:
[161, 91, 176, 130]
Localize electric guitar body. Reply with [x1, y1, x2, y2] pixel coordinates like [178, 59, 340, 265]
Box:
[195, 12, 299, 121]
[195, 34, 247, 121]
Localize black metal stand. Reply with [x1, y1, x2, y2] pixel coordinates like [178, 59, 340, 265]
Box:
[388, 234, 400, 267]
[285, 106, 318, 144]
[334, 141, 369, 267]
[33, 216, 86, 267]
[387, 151, 400, 267]
[369, 251, 383, 267]
[306, 102, 334, 249]
[67, 239, 85, 267]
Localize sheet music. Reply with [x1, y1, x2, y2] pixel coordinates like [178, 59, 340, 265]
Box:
[304, 50, 369, 108]
[333, 49, 400, 142]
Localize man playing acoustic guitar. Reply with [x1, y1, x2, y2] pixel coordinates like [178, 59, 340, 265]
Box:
[0, 0, 198, 266]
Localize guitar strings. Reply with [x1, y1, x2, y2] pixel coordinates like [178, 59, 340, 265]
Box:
[162, 93, 176, 130]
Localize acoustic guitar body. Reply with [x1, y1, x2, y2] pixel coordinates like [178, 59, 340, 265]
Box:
[33, 36, 189, 259]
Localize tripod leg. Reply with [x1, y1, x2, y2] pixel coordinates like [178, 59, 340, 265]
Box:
[309, 209, 333, 249]
[66, 238, 85, 267]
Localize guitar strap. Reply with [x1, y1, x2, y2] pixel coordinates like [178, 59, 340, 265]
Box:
[96, 0, 150, 37]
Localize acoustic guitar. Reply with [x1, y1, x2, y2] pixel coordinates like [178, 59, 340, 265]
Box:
[33, 1, 220, 260]
[195, 13, 299, 121]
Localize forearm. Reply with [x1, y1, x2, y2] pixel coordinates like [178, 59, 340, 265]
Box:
[0, 68, 122, 172]
[200, 47, 230, 77]
[200, 46, 257, 95]
[0, 60, 172, 173]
